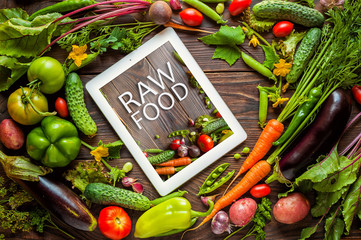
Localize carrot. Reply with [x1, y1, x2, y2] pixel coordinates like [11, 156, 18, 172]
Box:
[223, 119, 283, 196]
[163, 21, 214, 34]
[156, 166, 176, 175]
[182, 160, 271, 238]
[156, 157, 192, 167]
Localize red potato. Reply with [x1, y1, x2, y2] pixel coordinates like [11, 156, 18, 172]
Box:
[229, 198, 257, 227]
[273, 192, 310, 224]
[0, 119, 25, 150]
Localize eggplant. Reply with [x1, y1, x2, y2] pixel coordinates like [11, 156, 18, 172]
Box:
[15, 175, 97, 231]
[279, 88, 352, 180]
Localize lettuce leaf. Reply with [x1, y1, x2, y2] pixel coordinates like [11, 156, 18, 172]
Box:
[0, 56, 31, 91]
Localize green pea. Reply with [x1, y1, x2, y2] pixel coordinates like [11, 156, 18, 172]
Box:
[234, 153, 241, 159]
[122, 162, 133, 173]
[206, 180, 213, 186]
[220, 177, 226, 181]
[216, 3, 224, 14]
[214, 182, 219, 186]
[155, 135, 160, 139]
[212, 173, 218, 179]
[218, 167, 224, 173]
[206, 187, 211, 191]
[242, 147, 250, 154]
[182, 0, 227, 24]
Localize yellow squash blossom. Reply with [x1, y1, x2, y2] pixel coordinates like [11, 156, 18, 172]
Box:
[273, 59, 292, 77]
[249, 35, 259, 47]
[68, 45, 88, 67]
[272, 97, 289, 108]
[90, 145, 109, 162]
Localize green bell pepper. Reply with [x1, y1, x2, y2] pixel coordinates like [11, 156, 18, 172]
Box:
[26, 116, 81, 168]
[134, 197, 213, 238]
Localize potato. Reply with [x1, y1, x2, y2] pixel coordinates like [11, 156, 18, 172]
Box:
[229, 198, 257, 227]
[273, 192, 310, 224]
[0, 119, 25, 150]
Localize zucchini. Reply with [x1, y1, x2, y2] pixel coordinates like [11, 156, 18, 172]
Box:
[84, 183, 151, 211]
[65, 72, 97, 137]
[286, 28, 322, 83]
[148, 150, 175, 165]
[201, 118, 227, 134]
[252, 0, 324, 27]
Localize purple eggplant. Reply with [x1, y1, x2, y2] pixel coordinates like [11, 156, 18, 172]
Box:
[279, 88, 352, 180]
[15, 175, 97, 231]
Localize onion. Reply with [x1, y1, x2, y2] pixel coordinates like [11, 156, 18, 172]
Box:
[201, 195, 217, 207]
[121, 177, 137, 188]
[132, 182, 144, 194]
[211, 211, 231, 235]
[170, 0, 182, 11]
[177, 145, 188, 157]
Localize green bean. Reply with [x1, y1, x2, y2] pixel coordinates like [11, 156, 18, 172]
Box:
[197, 163, 230, 195]
[182, 0, 227, 24]
[173, 51, 185, 66]
[241, 52, 277, 81]
[29, 0, 96, 20]
[168, 129, 189, 138]
[144, 149, 164, 153]
[258, 86, 268, 129]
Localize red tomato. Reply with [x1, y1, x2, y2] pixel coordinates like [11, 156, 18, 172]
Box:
[250, 183, 271, 198]
[228, 0, 251, 16]
[197, 134, 214, 152]
[55, 97, 69, 118]
[179, 8, 203, 26]
[170, 139, 181, 150]
[216, 112, 222, 118]
[352, 85, 361, 105]
[272, 21, 294, 38]
[98, 206, 131, 240]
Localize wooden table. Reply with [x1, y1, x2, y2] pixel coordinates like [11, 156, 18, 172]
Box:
[1, 0, 361, 239]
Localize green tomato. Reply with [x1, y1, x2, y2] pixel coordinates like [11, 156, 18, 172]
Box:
[7, 87, 49, 125]
[27, 57, 65, 94]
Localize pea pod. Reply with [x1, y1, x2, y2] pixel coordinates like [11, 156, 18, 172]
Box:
[183, 0, 227, 24]
[197, 163, 235, 195]
[168, 129, 190, 138]
[241, 52, 277, 81]
[258, 86, 268, 129]
[273, 85, 323, 146]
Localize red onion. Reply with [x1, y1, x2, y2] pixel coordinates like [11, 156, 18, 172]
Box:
[170, 0, 182, 11]
[121, 177, 137, 188]
[132, 182, 144, 194]
[201, 195, 217, 207]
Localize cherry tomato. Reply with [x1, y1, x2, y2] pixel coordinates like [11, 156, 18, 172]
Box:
[7, 87, 49, 125]
[197, 134, 214, 152]
[228, 0, 251, 16]
[216, 111, 222, 118]
[179, 8, 203, 27]
[250, 183, 271, 198]
[352, 85, 361, 105]
[98, 206, 131, 240]
[55, 97, 69, 118]
[170, 139, 181, 150]
[272, 21, 294, 38]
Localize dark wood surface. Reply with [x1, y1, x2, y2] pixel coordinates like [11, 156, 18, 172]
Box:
[1, 0, 361, 240]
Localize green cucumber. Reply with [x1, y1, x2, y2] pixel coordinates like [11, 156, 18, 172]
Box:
[84, 183, 151, 211]
[148, 150, 175, 165]
[252, 0, 324, 27]
[65, 72, 97, 137]
[201, 118, 228, 134]
[287, 28, 322, 83]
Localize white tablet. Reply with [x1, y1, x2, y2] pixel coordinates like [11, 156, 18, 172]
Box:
[86, 27, 247, 196]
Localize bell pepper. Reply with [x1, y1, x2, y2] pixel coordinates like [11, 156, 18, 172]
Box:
[134, 197, 213, 238]
[26, 116, 81, 168]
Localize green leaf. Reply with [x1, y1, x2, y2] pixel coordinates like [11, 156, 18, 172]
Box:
[0, 13, 62, 58]
[260, 44, 279, 70]
[300, 224, 319, 240]
[0, 55, 31, 91]
[325, 214, 344, 240]
[342, 175, 361, 233]
[0, 8, 28, 23]
[213, 45, 241, 66]
[199, 25, 245, 46]
[311, 188, 347, 217]
[102, 140, 124, 160]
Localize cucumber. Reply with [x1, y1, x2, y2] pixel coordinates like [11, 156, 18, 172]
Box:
[65, 72, 97, 137]
[252, 0, 324, 27]
[201, 118, 227, 134]
[84, 183, 151, 211]
[286, 28, 322, 83]
[148, 150, 175, 165]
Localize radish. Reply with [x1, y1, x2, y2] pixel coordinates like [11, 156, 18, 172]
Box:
[229, 198, 257, 227]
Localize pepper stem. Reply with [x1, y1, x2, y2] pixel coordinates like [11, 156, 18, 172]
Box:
[190, 200, 214, 218]
[21, 86, 57, 117]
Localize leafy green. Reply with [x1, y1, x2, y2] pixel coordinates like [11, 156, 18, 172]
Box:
[100, 140, 124, 160]
[194, 115, 217, 129]
[341, 176, 361, 233]
[273, 30, 306, 61]
[325, 209, 344, 240]
[199, 25, 245, 66]
[0, 55, 31, 91]
[260, 44, 279, 70]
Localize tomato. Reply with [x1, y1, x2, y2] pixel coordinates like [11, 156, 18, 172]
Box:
[55, 97, 69, 118]
[352, 85, 361, 105]
[179, 8, 203, 27]
[98, 206, 131, 240]
[170, 139, 181, 150]
[250, 183, 271, 198]
[228, 0, 251, 16]
[216, 111, 222, 118]
[272, 21, 294, 38]
[197, 134, 214, 152]
[27, 56, 65, 94]
[7, 87, 49, 125]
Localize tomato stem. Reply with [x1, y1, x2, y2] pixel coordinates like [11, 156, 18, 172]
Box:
[21, 87, 57, 117]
